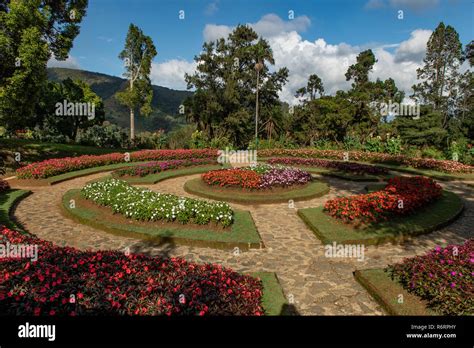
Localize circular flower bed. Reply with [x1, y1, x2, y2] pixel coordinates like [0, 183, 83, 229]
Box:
[201, 164, 312, 190]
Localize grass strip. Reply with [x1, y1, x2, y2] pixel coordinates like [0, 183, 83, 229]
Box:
[354, 268, 436, 315]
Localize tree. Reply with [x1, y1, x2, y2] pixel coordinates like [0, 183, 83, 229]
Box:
[345, 49, 377, 89]
[296, 74, 324, 101]
[117, 23, 157, 142]
[184, 25, 288, 147]
[0, 0, 88, 130]
[411, 22, 463, 125]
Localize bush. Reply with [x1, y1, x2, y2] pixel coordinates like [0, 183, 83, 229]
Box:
[0, 226, 264, 315]
[134, 131, 167, 149]
[167, 125, 195, 149]
[343, 135, 363, 151]
[0, 179, 10, 192]
[364, 136, 384, 153]
[385, 136, 402, 155]
[77, 124, 129, 149]
[82, 178, 234, 227]
[421, 147, 445, 160]
[387, 239, 473, 315]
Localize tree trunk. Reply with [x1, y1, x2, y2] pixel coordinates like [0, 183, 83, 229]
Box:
[130, 108, 135, 141]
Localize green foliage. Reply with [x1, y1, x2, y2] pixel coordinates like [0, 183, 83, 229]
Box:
[364, 136, 384, 153]
[184, 25, 288, 148]
[116, 23, 157, 140]
[385, 136, 402, 155]
[77, 123, 129, 148]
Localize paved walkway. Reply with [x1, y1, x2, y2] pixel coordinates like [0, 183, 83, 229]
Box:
[11, 173, 474, 315]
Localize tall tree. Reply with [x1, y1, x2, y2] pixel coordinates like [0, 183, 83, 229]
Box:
[0, 0, 88, 130]
[296, 74, 324, 101]
[117, 23, 157, 142]
[345, 49, 377, 89]
[411, 22, 463, 126]
[184, 25, 288, 147]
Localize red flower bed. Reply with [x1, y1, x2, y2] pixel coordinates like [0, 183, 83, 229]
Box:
[16, 149, 218, 179]
[0, 226, 264, 316]
[0, 178, 10, 192]
[324, 176, 442, 223]
[387, 239, 473, 315]
[202, 169, 262, 189]
[267, 157, 388, 175]
[259, 149, 474, 173]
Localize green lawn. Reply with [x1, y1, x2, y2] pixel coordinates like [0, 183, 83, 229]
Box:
[184, 178, 330, 204]
[250, 272, 295, 316]
[298, 190, 463, 245]
[62, 189, 263, 250]
[354, 268, 436, 315]
[0, 189, 31, 230]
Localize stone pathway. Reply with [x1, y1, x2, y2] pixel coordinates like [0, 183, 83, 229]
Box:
[11, 173, 474, 315]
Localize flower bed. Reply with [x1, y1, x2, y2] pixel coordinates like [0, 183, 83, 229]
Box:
[0, 178, 10, 192]
[267, 157, 388, 175]
[113, 158, 217, 177]
[324, 176, 442, 223]
[16, 149, 218, 179]
[81, 179, 233, 227]
[259, 149, 474, 173]
[387, 240, 473, 315]
[0, 226, 263, 315]
[201, 164, 312, 190]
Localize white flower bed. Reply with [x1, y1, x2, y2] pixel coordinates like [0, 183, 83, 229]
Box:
[81, 179, 233, 227]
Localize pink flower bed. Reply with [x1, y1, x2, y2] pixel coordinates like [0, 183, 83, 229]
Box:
[387, 239, 473, 315]
[16, 149, 218, 179]
[113, 158, 217, 177]
[259, 149, 474, 173]
[0, 226, 264, 316]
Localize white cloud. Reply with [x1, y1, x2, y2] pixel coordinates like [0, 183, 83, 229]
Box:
[47, 55, 80, 69]
[203, 13, 311, 42]
[389, 0, 439, 11]
[151, 59, 197, 90]
[365, 0, 385, 9]
[394, 29, 432, 63]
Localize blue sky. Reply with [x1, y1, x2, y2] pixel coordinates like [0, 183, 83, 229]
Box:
[50, 0, 473, 102]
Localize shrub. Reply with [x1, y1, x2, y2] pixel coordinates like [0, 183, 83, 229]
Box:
[324, 176, 442, 223]
[0, 226, 264, 315]
[387, 239, 473, 315]
[364, 136, 384, 153]
[81, 179, 233, 227]
[134, 131, 167, 149]
[77, 124, 129, 149]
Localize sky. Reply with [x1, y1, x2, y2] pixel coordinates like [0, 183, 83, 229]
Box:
[48, 0, 473, 104]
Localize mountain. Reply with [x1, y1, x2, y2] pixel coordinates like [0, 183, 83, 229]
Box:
[47, 68, 193, 132]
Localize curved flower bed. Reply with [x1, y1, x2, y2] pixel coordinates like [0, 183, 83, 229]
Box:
[0, 226, 263, 316]
[16, 149, 218, 179]
[82, 179, 233, 227]
[201, 165, 312, 190]
[387, 239, 473, 315]
[113, 158, 217, 177]
[324, 176, 442, 223]
[0, 178, 10, 192]
[259, 149, 474, 173]
[267, 157, 388, 175]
